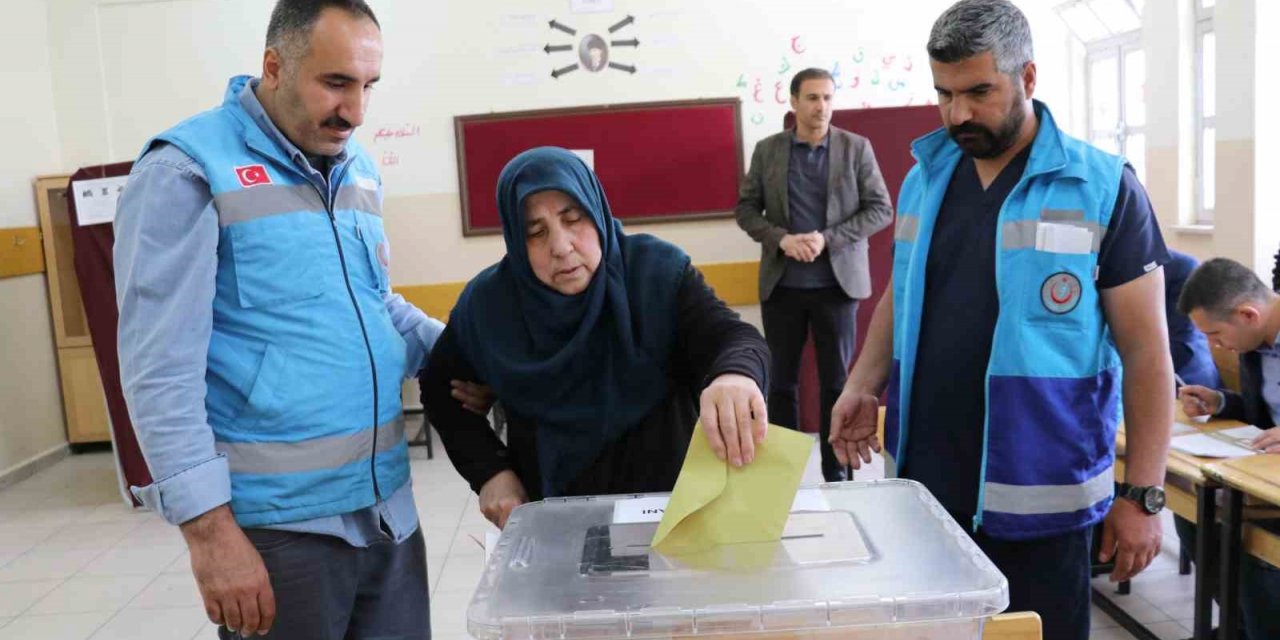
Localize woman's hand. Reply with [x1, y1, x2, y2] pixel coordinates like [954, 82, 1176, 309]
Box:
[451, 380, 496, 416]
[478, 470, 528, 529]
[699, 373, 767, 467]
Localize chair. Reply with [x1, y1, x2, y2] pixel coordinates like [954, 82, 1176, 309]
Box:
[982, 612, 1043, 640]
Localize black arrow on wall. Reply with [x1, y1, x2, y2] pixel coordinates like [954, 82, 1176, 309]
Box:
[549, 19, 576, 35]
[544, 44, 572, 54]
[608, 15, 634, 33]
[608, 62, 637, 74]
[611, 38, 639, 48]
[552, 63, 580, 79]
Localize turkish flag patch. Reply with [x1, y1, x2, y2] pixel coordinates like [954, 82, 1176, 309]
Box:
[234, 165, 272, 188]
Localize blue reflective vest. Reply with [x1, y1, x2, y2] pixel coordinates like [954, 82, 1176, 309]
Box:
[143, 76, 410, 527]
[887, 101, 1125, 540]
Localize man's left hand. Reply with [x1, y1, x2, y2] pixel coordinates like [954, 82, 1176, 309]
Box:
[1251, 426, 1280, 453]
[804, 231, 826, 257]
[1098, 497, 1163, 582]
[699, 373, 767, 468]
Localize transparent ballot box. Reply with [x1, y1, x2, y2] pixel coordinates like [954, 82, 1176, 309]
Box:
[467, 480, 1008, 639]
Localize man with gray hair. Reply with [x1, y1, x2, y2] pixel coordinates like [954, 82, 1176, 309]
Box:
[829, 1, 1174, 636]
[115, 0, 490, 637]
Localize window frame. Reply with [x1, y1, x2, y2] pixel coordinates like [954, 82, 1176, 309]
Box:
[1194, 0, 1215, 224]
[1084, 30, 1144, 180]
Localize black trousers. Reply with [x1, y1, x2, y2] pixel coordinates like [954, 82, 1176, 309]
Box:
[761, 286, 857, 482]
[218, 527, 431, 640]
[974, 528, 1092, 640]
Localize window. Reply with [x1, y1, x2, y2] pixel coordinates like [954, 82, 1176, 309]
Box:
[1085, 36, 1145, 182]
[1195, 0, 1215, 223]
[1057, 1, 1146, 182]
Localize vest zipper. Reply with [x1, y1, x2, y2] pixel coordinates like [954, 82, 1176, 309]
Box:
[314, 165, 383, 502]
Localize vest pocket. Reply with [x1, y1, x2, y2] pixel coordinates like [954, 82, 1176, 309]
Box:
[207, 332, 288, 427]
[229, 215, 326, 308]
[239, 342, 287, 424]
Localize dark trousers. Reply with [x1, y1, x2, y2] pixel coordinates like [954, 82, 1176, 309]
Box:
[973, 528, 1092, 640]
[218, 527, 431, 640]
[1174, 514, 1280, 639]
[761, 286, 857, 482]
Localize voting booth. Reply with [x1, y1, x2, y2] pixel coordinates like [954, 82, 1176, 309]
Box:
[468, 480, 1008, 639]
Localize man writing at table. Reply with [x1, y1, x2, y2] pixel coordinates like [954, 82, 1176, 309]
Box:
[1179, 257, 1280, 451]
[1177, 256, 1280, 639]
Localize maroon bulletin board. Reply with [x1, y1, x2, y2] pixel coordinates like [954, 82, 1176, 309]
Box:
[784, 105, 943, 433]
[455, 98, 743, 236]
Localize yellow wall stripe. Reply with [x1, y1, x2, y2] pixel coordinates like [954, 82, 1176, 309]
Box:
[0, 227, 46, 279]
[393, 260, 760, 320]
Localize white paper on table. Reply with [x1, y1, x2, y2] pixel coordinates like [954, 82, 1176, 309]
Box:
[1214, 425, 1266, 446]
[1170, 432, 1258, 458]
[1172, 422, 1200, 436]
[71, 176, 129, 226]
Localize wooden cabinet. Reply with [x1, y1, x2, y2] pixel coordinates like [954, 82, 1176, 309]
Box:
[57, 346, 112, 443]
[35, 174, 112, 444]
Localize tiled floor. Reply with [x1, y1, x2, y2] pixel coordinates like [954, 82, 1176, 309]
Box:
[0, 421, 1199, 639]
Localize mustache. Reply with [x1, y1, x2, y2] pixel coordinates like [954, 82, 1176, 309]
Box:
[321, 116, 353, 131]
[948, 122, 993, 137]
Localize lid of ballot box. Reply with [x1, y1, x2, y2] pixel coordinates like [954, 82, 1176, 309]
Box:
[467, 479, 1009, 639]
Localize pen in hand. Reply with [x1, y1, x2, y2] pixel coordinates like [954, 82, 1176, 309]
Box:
[1174, 373, 1211, 415]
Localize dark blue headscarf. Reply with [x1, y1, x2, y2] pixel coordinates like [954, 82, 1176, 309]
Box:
[451, 147, 690, 496]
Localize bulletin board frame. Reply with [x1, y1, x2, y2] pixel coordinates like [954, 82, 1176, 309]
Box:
[454, 98, 744, 236]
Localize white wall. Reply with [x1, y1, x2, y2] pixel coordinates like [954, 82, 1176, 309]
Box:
[1142, 0, 1277, 277]
[0, 0, 69, 476]
[44, 0, 1073, 285]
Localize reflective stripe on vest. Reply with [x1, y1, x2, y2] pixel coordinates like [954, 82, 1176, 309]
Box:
[216, 416, 404, 475]
[983, 465, 1114, 516]
[214, 184, 381, 227]
[894, 214, 919, 243]
[1000, 218, 1106, 252]
[883, 451, 898, 478]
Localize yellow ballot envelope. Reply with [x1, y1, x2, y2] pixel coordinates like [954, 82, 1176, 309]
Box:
[651, 423, 812, 554]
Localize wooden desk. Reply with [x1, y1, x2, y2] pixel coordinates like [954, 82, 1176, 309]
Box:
[1114, 412, 1248, 640]
[1204, 453, 1280, 639]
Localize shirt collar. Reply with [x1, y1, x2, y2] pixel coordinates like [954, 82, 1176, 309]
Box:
[791, 130, 830, 150]
[237, 78, 349, 168]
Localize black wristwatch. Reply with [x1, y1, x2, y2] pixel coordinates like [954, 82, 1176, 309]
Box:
[1116, 483, 1166, 515]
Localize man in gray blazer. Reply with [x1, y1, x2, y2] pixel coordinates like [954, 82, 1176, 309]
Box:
[735, 67, 893, 481]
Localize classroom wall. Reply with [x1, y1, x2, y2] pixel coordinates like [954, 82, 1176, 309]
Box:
[1145, 0, 1277, 277]
[43, 0, 1072, 288]
[0, 0, 71, 477]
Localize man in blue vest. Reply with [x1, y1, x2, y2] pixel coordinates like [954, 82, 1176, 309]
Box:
[115, 1, 486, 637]
[827, 2, 1174, 638]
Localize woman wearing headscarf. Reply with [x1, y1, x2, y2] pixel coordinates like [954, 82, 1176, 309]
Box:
[420, 147, 770, 528]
